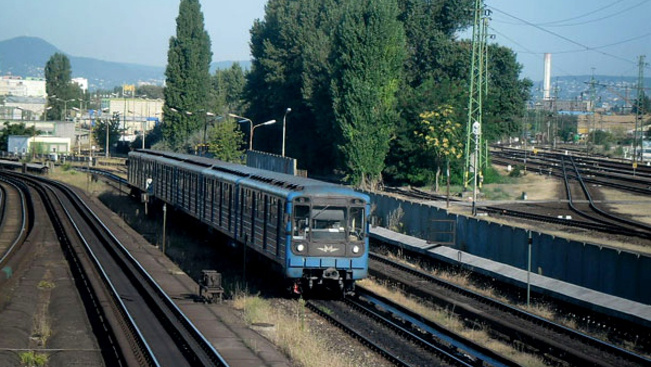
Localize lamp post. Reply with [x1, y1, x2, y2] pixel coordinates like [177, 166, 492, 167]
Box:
[282, 108, 291, 157]
[32, 106, 53, 159]
[228, 113, 276, 150]
[172, 109, 221, 155]
[102, 108, 110, 157]
[56, 97, 75, 121]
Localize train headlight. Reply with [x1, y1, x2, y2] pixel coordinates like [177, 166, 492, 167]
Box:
[352, 245, 360, 254]
[296, 244, 305, 252]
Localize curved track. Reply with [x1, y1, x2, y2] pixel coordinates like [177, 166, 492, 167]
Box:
[1, 171, 229, 367]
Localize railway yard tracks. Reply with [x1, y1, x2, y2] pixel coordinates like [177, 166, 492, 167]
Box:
[358, 251, 651, 367]
[384, 146, 651, 241]
[5, 166, 648, 366]
[0, 171, 228, 367]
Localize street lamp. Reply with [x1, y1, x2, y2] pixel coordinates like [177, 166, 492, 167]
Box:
[201, 112, 223, 156]
[282, 108, 291, 157]
[33, 106, 53, 159]
[228, 113, 276, 151]
[55, 97, 75, 121]
[102, 108, 110, 157]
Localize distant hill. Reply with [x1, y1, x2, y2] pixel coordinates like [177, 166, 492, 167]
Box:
[0, 36, 250, 91]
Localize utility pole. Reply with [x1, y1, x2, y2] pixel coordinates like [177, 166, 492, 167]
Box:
[464, 0, 490, 190]
[586, 69, 597, 154]
[634, 55, 646, 164]
[553, 83, 559, 148]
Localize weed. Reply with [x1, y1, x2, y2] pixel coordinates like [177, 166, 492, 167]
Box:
[19, 351, 48, 366]
[37, 281, 55, 290]
[387, 205, 404, 233]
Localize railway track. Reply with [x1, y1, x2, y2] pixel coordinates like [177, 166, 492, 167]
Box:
[367, 251, 651, 367]
[563, 156, 651, 237]
[491, 147, 651, 195]
[0, 178, 29, 267]
[307, 290, 513, 367]
[1, 172, 229, 367]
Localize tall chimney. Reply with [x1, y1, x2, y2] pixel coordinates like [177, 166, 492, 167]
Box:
[543, 53, 552, 101]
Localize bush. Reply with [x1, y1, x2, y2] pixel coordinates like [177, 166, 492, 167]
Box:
[509, 165, 523, 178]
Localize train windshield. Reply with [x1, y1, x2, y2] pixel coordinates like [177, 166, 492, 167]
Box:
[292, 204, 365, 242]
[311, 206, 346, 241]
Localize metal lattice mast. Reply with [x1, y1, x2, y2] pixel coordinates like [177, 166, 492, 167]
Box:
[464, 0, 488, 189]
[634, 55, 646, 163]
[481, 15, 493, 172]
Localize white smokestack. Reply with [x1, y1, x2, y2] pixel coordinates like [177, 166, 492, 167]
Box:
[543, 53, 552, 101]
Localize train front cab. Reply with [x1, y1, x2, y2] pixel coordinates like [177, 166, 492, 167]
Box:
[285, 193, 369, 294]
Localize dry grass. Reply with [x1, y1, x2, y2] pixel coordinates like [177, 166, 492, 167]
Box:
[232, 289, 377, 367]
[485, 169, 561, 201]
[357, 279, 547, 367]
[381, 250, 651, 356]
[598, 187, 651, 225]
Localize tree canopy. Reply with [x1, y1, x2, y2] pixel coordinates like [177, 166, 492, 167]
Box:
[45, 53, 81, 121]
[162, 0, 213, 152]
[243, 0, 530, 187]
[331, 0, 406, 188]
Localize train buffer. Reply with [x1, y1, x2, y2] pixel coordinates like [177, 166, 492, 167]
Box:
[199, 270, 224, 303]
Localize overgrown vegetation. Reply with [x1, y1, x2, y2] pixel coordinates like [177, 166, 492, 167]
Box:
[244, 0, 530, 188]
[19, 351, 48, 367]
[232, 290, 375, 367]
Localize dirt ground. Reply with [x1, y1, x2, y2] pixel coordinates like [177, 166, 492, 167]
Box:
[485, 169, 561, 201]
[0, 183, 104, 367]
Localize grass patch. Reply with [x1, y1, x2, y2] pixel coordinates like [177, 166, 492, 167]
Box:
[358, 279, 546, 367]
[481, 186, 512, 200]
[37, 281, 55, 290]
[19, 351, 48, 366]
[232, 290, 374, 367]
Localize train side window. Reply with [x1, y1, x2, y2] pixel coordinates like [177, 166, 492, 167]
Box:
[348, 207, 365, 241]
[293, 205, 310, 239]
[257, 193, 264, 219]
[269, 197, 277, 224]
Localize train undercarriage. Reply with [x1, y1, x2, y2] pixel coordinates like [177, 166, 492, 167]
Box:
[292, 268, 356, 297]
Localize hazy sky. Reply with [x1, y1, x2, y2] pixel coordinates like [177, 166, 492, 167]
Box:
[0, 0, 649, 82]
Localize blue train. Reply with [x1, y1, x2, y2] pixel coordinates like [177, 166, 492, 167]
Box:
[128, 150, 370, 294]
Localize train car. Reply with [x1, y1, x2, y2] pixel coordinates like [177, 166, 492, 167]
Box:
[128, 149, 370, 294]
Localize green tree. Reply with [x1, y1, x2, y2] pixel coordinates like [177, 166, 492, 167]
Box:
[0, 121, 38, 153]
[207, 119, 246, 162]
[415, 105, 464, 191]
[136, 85, 165, 100]
[92, 114, 121, 154]
[45, 53, 75, 121]
[398, 0, 474, 86]
[385, 77, 467, 186]
[213, 63, 246, 113]
[246, 0, 343, 167]
[162, 0, 213, 152]
[331, 0, 406, 188]
[483, 44, 533, 142]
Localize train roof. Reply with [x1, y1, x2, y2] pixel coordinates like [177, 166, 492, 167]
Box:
[129, 149, 360, 195]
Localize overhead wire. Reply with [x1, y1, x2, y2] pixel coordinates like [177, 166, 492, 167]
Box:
[535, 0, 625, 26]
[489, 6, 639, 67]
[542, 0, 650, 27]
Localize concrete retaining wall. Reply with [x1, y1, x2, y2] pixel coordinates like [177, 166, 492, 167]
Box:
[368, 192, 651, 304]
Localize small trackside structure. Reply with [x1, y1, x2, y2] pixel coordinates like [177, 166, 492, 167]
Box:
[199, 270, 224, 303]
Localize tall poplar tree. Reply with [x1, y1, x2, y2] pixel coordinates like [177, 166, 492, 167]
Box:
[163, 0, 213, 152]
[44, 53, 73, 121]
[331, 0, 406, 189]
